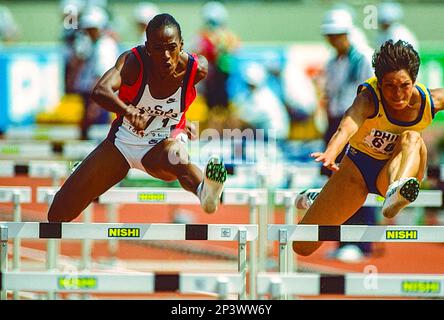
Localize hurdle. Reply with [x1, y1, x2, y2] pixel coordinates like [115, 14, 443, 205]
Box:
[37, 186, 267, 299]
[4, 124, 109, 142]
[0, 160, 71, 185]
[274, 189, 443, 273]
[0, 187, 32, 300]
[98, 187, 267, 299]
[0, 140, 97, 161]
[1, 271, 243, 299]
[257, 273, 444, 299]
[268, 224, 444, 274]
[35, 187, 95, 299]
[0, 221, 257, 300]
[257, 272, 444, 299]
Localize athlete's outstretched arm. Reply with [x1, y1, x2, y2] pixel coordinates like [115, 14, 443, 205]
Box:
[431, 88, 444, 112]
[91, 51, 149, 133]
[312, 90, 374, 171]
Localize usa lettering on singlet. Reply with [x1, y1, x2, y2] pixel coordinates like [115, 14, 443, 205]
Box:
[107, 45, 198, 146]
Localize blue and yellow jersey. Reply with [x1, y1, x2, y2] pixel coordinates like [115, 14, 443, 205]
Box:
[349, 77, 435, 160]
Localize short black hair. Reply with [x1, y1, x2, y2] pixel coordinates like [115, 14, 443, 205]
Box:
[145, 13, 182, 42]
[373, 40, 420, 82]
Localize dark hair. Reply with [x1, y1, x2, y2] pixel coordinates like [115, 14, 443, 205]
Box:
[372, 40, 420, 82]
[145, 13, 182, 42]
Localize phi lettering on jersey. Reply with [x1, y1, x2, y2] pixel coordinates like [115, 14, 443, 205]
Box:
[364, 129, 399, 155]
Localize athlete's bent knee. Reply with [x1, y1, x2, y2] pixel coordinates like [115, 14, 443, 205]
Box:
[165, 141, 189, 166]
[400, 130, 421, 146]
[292, 242, 319, 256]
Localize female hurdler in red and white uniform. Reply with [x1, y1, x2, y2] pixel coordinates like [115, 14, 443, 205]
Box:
[48, 14, 227, 222]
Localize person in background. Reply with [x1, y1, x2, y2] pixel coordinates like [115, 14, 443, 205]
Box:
[297, 8, 376, 263]
[376, 2, 418, 51]
[234, 62, 290, 141]
[268, 58, 318, 126]
[60, 0, 86, 93]
[73, 5, 120, 140]
[133, 2, 159, 45]
[0, 5, 19, 45]
[190, 1, 240, 131]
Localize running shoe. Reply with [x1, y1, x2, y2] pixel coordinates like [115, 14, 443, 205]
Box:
[295, 188, 321, 210]
[199, 155, 227, 213]
[382, 177, 419, 218]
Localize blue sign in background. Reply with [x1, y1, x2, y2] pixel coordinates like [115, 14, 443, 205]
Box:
[0, 46, 63, 132]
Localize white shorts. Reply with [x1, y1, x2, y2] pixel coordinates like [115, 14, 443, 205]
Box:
[113, 126, 188, 173]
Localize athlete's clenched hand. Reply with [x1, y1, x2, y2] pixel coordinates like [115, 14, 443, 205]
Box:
[124, 105, 149, 135]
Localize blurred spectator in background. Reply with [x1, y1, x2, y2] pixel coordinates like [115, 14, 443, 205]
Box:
[319, 8, 376, 262]
[333, 3, 374, 56]
[73, 5, 119, 139]
[133, 2, 159, 45]
[0, 5, 20, 45]
[190, 1, 240, 131]
[234, 62, 290, 141]
[60, 0, 86, 93]
[376, 2, 418, 51]
[267, 59, 317, 124]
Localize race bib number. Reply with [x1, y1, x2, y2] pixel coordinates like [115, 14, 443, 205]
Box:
[123, 118, 170, 139]
[364, 129, 399, 155]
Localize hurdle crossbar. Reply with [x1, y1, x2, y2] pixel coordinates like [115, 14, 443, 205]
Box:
[0, 160, 71, 178]
[269, 224, 444, 242]
[0, 187, 32, 203]
[0, 222, 257, 241]
[0, 271, 243, 298]
[0, 141, 53, 159]
[0, 222, 257, 300]
[274, 189, 443, 207]
[36, 187, 269, 206]
[36, 187, 266, 299]
[99, 187, 269, 206]
[0, 141, 97, 160]
[4, 124, 108, 141]
[269, 224, 444, 274]
[257, 272, 444, 298]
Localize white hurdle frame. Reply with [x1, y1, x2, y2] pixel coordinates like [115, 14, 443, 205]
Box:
[0, 222, 258, 300]
[0, 160, 70, 181]
[0, 187, 32, 300]
[0, 141, 97, 160]
[257, 272, 444, 299]
[269, 224, 444, 274]
[1, 271, 243, 299]
[275, 189, 443, 209]
[37, 186, 268, 300]
[4, 124, 108, 141]
[274, 189, 443, 273]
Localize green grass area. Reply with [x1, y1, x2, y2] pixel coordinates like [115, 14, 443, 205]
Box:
[1, 1, 444, 46]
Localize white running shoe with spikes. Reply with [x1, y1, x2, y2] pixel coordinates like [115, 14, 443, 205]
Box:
[382, 177, 419, 218]
[295, 188, 321, 210]
[199, 155, 227, 213]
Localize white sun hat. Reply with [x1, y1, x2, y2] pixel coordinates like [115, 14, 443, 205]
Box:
[320, 9, 353, 35]
[134, 2, 159, 25]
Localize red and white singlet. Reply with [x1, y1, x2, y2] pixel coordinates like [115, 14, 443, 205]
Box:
[106, 46, 198, 171]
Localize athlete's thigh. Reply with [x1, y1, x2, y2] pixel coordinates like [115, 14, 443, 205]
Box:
[376, 138, 427, 194]
[141, 138, 188, 180]
[300, 156, 369, 225]
[54, 139, 130, 206]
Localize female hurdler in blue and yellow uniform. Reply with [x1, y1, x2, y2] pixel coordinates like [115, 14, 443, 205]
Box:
[293, 40, 444, 256]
